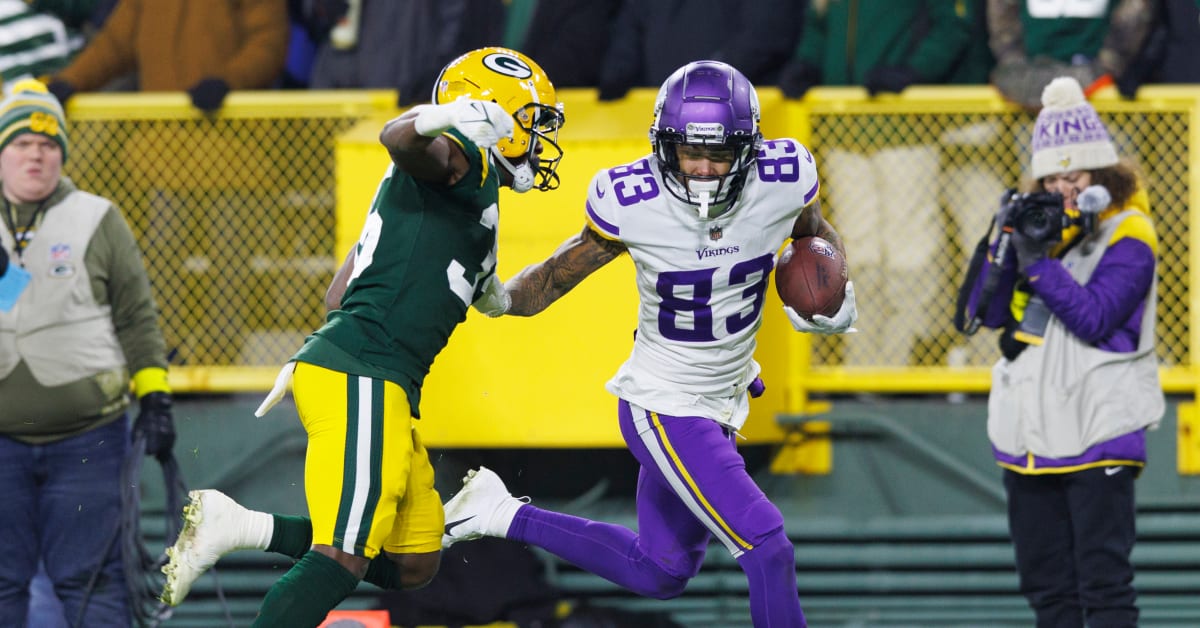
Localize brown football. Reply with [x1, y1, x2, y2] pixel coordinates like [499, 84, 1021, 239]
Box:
[775, 236, 847, 320]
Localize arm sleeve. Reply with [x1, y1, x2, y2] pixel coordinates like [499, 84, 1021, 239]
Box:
[792, 139, 820, 206]
[583, 169, 622, 241]
[55, 0, 139, 90]
[87, 206, 168, 374]
[217, 0, 289, 88]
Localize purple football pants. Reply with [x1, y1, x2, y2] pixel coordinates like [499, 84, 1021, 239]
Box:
[508, 399, 805, 627]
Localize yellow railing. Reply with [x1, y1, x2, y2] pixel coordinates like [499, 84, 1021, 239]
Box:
[791, 85, 1200, 405]
[58, 86, 1200, 445]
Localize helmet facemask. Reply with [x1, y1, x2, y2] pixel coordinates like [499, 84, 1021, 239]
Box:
[654, 132, 758, 218]
[493, 102, 565, 193]
[650, 61, 762, 218]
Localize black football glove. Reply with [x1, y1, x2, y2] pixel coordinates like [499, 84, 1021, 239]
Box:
[187, 78, 231, 113]
[46, 79, 77, 105]
[778, 60, 821, 99]
[864, 65, 920, 95]
[134, 391, 175, 461]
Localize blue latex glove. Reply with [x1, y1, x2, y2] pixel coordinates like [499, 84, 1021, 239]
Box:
[0, 246, 30, 312]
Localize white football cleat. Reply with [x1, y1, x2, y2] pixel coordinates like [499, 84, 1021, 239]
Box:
[161, 489, 269, 606]
[441, 466, 527, 549]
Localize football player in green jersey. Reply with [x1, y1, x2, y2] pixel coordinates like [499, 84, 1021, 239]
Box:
[158, 47, 564, 627]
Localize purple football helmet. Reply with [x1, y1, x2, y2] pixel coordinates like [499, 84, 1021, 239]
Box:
[650, 60, 762, 216]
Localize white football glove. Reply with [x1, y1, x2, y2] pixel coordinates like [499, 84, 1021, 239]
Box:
[785, 281, 858, 335]
[471, 273, 511, 317]
[412, 96, 514, 148]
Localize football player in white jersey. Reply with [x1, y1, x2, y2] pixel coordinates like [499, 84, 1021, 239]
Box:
[446, 60, 856, 627]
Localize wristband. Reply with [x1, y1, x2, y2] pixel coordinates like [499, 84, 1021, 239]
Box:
[133, 366, 171, 398]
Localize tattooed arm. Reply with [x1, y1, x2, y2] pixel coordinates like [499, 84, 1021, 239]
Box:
[791, 199, 848, 262]
[785, 200, 859, 334]
[505, 225, 628, 316]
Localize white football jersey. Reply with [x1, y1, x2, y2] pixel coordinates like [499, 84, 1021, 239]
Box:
[587, 138, 820, 429]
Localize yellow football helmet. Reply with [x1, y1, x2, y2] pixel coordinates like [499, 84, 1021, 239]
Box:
[432, 47, 565, 192]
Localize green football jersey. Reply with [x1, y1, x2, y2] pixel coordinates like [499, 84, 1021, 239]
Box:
[294, 131, 500, 416]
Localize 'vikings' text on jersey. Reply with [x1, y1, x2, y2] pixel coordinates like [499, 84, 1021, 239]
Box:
[585, 138, 819, 429]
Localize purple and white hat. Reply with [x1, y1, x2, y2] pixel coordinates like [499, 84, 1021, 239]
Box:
[1030, 76, 1118, 180]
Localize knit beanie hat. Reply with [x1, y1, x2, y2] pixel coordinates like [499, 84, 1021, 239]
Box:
[1030, 76, 1117, 180]
[0, 78, 69, 163]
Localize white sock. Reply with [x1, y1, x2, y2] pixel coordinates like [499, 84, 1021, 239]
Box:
[236, 509, 274, 550]
[489, 498, 526, 538]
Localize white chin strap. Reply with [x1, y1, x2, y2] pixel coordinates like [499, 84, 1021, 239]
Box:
[690, 179, 721, 219]
[491, 148, 535, 193]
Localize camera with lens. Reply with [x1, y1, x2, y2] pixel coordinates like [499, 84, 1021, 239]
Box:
[956, 187, 1104, 339]
[1003, 191, 1068, 244]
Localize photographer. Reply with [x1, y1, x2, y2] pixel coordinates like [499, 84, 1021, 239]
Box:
[961, 76, 1164, 626]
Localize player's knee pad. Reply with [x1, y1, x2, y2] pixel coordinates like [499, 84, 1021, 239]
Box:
[739, 499, 787, 547]
[738, 528, 795, 573]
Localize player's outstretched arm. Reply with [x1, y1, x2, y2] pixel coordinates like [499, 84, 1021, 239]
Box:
[379, 98, 513, 186]
[504, 225, 627, 317]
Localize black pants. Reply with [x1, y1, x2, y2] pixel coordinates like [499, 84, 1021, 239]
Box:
[1004, 467, 1138, 628]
